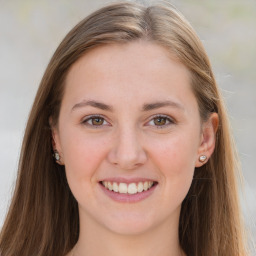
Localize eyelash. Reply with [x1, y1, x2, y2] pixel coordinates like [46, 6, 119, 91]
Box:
[81, 114, 175, 128]
[82, 115, 110, 127]
[146, 115, 175, 128]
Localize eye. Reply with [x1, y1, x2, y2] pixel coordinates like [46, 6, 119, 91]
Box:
[147, 115, 174, 127]
[82, 115, 109, 127]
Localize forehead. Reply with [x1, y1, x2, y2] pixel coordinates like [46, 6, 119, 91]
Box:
[63, 41, 197, 112]
[67, 41, 183, 77]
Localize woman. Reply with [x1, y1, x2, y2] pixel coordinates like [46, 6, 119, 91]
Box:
[0, 1, 248, 256]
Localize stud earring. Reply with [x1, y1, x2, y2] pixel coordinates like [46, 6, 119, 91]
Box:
[53, 150, 60, 162]
[199, 155, 207, 163]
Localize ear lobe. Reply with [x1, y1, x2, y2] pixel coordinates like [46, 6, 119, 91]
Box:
[195, 113, 219, 167]
[49, 117, 64, 165]
[49, 117, 59, 146]
[51, 128, 58, 150]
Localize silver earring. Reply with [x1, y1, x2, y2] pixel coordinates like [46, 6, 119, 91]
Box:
[53, 150, 60, 161]
[199, 155, 207, 163]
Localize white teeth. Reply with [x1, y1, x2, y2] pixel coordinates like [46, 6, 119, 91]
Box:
[102, 180, 155, 194]
[119, 183, 128, 193]
[128, 183, 137, 194]
[143, 181, 149, 191]
[113, 182, 119, 192]
[137, 182, 144, 192]
[107, 182, 113, 191]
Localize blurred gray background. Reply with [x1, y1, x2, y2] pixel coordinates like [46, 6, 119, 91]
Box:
[0, 0, 255, 252]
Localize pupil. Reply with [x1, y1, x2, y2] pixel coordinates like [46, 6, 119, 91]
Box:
[92, 118, 103, 125]
[154, 117, 166, 125]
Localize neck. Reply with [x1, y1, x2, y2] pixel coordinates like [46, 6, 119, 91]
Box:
[74, 210, 184, 256]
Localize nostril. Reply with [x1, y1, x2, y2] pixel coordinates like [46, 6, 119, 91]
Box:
[106, 137, 147, 169]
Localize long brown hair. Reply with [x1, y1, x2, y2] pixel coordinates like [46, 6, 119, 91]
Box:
[0, 2, 248, 256]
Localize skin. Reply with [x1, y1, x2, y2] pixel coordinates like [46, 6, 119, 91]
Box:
[52, 40, 218, 256]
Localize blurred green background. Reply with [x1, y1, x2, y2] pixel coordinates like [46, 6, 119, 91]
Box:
[0, 0, 255, 251]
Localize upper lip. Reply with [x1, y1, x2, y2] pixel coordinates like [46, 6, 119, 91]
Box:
[99, 177, 158, 183]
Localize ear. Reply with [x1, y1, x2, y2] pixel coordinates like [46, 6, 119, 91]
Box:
[49, 117, 65, 165]
[195, 113, 219, 167]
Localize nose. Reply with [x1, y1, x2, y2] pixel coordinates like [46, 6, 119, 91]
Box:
[107, 127, 147, 170]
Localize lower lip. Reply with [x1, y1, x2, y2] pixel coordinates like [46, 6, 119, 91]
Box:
[99, 183, 158, 203]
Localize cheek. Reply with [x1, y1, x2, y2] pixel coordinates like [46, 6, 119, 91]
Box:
[60, 130, 109, 182]
[149, 132, 198, 197]
[153, 134, 197, 171]
[60, 132, 111, 205]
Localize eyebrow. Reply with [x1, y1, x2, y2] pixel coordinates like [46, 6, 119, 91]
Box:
[142, 100, 185, 111]
[71, 100, 113, 112]
[71, 99, 184, 112]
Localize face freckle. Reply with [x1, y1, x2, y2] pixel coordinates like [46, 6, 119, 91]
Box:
[53, 40, 204, 236]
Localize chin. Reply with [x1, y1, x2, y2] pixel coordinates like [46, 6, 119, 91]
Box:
[101, 213, 162, 236]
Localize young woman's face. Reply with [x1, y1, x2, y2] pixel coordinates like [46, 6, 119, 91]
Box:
[53, 41, 214, 235]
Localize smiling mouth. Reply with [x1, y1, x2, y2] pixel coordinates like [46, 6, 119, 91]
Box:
[100, 181, 158, 194]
